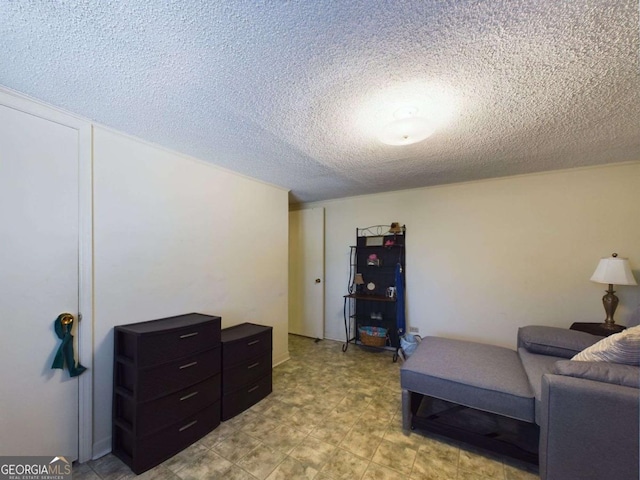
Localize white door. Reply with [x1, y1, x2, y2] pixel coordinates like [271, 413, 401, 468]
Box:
[289, 207, 325, 339]
[0, 102, 82, 459]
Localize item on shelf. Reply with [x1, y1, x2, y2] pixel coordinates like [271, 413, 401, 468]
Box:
[386, 286, 397, 298]
[358, 326, 388, 347]
[353, 273, 365, 292]
[365, 236, 385, 247]
[370, 312, 383, 320]
[389, 223, 403, 233]
[367, 253, 380, 266]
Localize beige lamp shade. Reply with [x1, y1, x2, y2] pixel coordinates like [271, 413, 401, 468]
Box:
[590, 254, 637, 286]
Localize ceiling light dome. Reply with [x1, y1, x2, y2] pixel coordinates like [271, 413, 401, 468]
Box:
[355, 86, 457, 146]
[378, 117, 434, 146]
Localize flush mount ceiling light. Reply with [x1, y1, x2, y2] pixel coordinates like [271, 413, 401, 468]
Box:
[353, 82, 458, 146]
[378, 107, 434, 146]
[378, 117, 435, 146]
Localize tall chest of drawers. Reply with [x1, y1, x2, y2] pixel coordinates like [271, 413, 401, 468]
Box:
[221, 323, 272, 421]
[112, 313, 221, 474]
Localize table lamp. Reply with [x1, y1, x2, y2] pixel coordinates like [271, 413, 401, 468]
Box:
[590, 253, 638, 328]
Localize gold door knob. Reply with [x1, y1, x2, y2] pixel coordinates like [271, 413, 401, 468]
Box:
[59, 313, 74, 326]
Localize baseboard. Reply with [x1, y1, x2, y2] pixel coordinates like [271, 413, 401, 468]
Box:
[323, 335, 344, 343]
[273, 351, 290, 367]
[92, 437, 111, 460]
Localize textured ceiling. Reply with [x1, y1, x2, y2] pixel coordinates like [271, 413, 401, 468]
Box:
[1, 1, 639, 204]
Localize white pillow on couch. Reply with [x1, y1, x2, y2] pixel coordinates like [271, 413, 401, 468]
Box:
[572, 325, 640, 365]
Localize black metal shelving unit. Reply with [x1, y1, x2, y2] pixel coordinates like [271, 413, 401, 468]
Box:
[342, 224, 406, 362]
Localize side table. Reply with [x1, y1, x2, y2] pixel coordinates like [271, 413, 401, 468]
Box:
[569, 322, 625, 337]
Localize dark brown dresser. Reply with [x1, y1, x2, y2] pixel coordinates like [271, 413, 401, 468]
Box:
[112, 313, 221, 474]
[221, 323, 272, 420]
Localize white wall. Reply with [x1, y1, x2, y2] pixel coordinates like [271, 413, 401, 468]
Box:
[92, 127, 289, 456]
[309, 163, 640, 348]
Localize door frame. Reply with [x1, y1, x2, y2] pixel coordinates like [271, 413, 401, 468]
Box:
[0, 87, 94, 462]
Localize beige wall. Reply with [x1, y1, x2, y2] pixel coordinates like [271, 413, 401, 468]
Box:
[308, 163, 640, 348]
[92, 127, 289, 456]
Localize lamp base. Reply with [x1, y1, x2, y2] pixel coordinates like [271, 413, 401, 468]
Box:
[602, 321, 621, 331]
[601, 285, 619, 326]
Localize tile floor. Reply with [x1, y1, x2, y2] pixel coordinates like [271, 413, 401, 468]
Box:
[74, 335, 539, 480]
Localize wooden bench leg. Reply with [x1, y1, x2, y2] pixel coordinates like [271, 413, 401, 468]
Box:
[401, 389, 413, 435]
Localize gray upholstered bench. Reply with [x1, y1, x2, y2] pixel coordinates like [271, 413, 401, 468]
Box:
[401, 336, 539, 462]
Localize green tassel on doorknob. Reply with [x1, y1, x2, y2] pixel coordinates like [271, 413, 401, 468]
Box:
[51, 313, 87, 377]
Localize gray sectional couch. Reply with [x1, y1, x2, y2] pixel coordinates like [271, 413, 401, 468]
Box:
[401, 326, 639, 480]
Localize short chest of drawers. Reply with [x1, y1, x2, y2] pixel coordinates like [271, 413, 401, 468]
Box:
[112, 313, 221, 474]
[221, 323, 272, 420]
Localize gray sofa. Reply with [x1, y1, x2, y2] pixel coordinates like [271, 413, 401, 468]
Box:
[401, 326, 640, 480]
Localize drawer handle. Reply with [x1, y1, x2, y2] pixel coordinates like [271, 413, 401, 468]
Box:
[180, 332, 199, 339]
[179, 361, 198, 370]
[248, 385, 259, 393]
[247, 362, 260, 369]
[179, 420, 197, 432]
[180, 391, 199, 401]
[247, 340, 260, 346]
